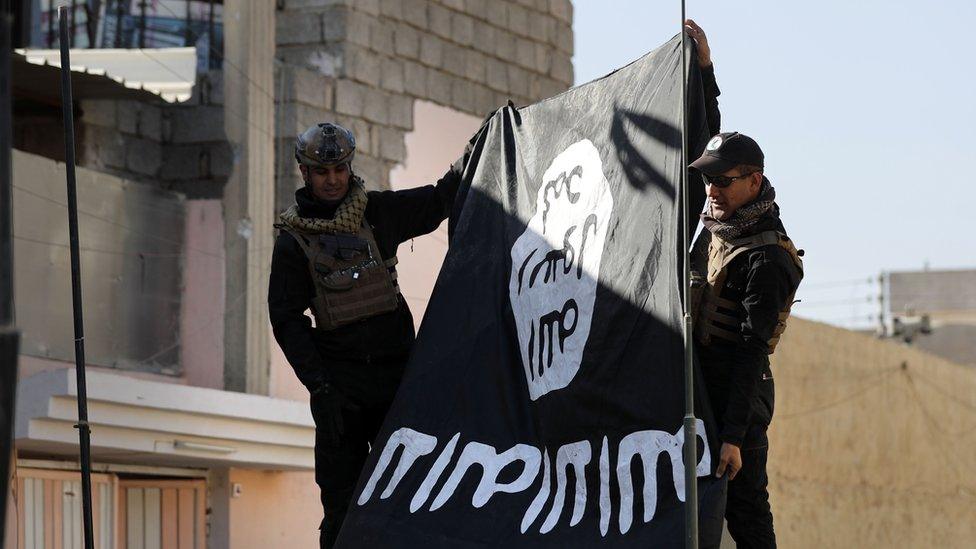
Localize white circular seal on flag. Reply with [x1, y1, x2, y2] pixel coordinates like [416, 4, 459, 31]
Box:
[706, 135, 723, 151]
[509, 139, 614, 401]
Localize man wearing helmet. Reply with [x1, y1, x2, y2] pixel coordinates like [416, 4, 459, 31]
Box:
[269, 122, 470, 548]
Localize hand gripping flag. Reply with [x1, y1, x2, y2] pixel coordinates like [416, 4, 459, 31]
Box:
[338, 34, 724, 548]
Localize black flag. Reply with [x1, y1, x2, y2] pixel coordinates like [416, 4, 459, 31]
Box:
[339, 35, 724, 548]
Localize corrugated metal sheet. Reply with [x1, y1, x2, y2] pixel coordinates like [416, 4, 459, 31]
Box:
[13, 47, 195, 103]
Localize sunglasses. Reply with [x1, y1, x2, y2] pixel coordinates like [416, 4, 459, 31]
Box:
[701, 171, 757, 189]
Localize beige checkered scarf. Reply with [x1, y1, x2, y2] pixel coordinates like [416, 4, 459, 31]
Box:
[279, 177, 368, 234]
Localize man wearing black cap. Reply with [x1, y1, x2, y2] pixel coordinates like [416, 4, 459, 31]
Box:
[689, 132, 804, 548]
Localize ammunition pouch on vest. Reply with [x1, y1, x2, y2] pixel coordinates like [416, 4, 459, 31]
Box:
[692, 230, 803, 354]
[279, 221, 401, 331]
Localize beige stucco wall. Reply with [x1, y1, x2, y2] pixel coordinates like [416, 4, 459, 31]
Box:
[767, 318, 976, 548]
[227, 468, 319, 549]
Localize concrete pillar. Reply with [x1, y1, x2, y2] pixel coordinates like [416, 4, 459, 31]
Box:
[221, 0, 276, 395]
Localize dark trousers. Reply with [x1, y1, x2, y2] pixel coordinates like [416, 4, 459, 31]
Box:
[726, 427, 776, 549]
[312, 399, 393, 549]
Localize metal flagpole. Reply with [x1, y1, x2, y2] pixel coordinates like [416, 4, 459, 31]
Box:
[58, 7, 96, 549]
[0, 2, 23, 545]
[679, 1, 700, 548]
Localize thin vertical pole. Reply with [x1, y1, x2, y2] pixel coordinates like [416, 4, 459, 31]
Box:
[208, 0, 215, 69]
[0, 4, 23, 544]
[114, 0, 123, 48]
[138, 0, 146, 48]
[680, 2, 699, 548]
[184, 0, 192, 47]
[58, 8, 96, 549]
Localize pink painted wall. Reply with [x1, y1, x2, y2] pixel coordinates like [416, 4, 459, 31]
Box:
[180, 199, 226, 390]
[227, 469, 320, 549]
[390, 100, 483, 326]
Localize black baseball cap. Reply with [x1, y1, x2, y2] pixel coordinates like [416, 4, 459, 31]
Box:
[689, 132, 764, 175]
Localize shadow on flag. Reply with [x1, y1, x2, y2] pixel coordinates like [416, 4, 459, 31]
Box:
[338, 34, 724, 548]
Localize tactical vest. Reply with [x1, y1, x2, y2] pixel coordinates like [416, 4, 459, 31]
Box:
[279, 221, 401, 331]
[692, 230, 803, 354]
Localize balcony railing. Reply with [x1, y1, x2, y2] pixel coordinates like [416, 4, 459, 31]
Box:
[35, 0, 223, 71]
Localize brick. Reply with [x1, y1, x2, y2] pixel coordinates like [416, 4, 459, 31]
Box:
[284, 0, 351, 8]
[388, 95, 414, 130]
[125, 137, 162, 176]
[400, 0, 428, 29]
[530, 13, 554, 44]
[379, 0, 403, 19]
[507, 64, 530, 98]
[486, 2, 507, 28]
[81, 125, 125, 170]
[485, 57, 508, 92]
[427, 69, 452, 105]
[403, 61, 428, 97]
[209, 142, 236, 178]
[542, 76, 568, 98]
[380, 57, 405, 93]
[353, 153, 388, 188]
[493, 29, 516, 61]
[137, 105, 163, 141]
[514, 0, 535, 8]
[79, 100, 116, 128]
[451, 12, 474, 46]
[394, 23, 421, 58]
[280, 65, 334, 108]
[471, 20, 496, 52]
[550, 52, 573, 84]
[515, 38, 536, 71]
[353, 0, 380, 16]
[472, 84, 496, 116]
[441, 0, 465, 10]
[465, 50, 488, 83]
[549, 0, 571, 23]
[362, 89, 390, 125]
[168, 106, 226, 143]
[295, 103, 334, 131]
[534, 42, 552, 75]
[161, 145, 204, 180]
[555, 21, 573, 55]
[370, 19, 396, 56]
[116, 101, 139, 134]
[276, 10, 322, 46]
[428, 3, 452, 39]
[345, 10, 372, 48]
[442, 43, 467, 77]
[419, 34, 444, 67]
[335, 79, 366, 116]
[322, 7, 347, 42]
[347, 46, 382, 86]
[465, 0, 490, 22]
[534, 0, 549, 13]
[508, 3, 530, 37]
[450, 77, 476, 114]
[378, 126, 406, 163]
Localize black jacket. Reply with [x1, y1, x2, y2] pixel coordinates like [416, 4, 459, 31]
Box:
[268, 163, 464, 397]
[701, 64, 721, 137]
[694, 208, 802, 447]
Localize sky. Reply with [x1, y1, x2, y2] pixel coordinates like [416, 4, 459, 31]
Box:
[572, 0, 976, 329]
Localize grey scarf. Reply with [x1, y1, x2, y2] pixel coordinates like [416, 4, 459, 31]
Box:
[701, 178, 778, 241]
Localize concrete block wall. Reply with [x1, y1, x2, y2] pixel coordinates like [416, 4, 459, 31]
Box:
[767, 318, 976, 547]
[76, 71, 233, 199]
[273, 0, 574, 203]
